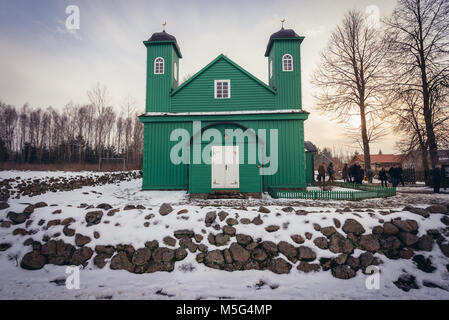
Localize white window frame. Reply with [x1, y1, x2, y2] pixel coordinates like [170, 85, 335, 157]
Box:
[214, 80, 231, 99]
[282, 54, 293, 72]
[154, 57, 164, 74]
[173, 62, 178, 81]
[269, 60, 273, 79]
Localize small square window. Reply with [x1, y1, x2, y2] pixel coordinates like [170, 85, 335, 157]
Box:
[214, 80, 230, 99]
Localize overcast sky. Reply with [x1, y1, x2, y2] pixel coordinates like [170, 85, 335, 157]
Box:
[0, 0, 400, 154]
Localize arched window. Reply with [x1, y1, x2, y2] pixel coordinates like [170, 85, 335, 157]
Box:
[282, 54, 293, 71]
[269, 60, 273, 79]
[173, 62, 178, 81]
[154, 57, 164, 74]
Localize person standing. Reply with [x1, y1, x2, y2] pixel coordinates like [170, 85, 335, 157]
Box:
[444, 166, 448, 191]
[359, 166, 365, 184]
[379, 167, 388, 188]
[388, 166, 395, 187]
[398, 165, 405, 186]
[366, 168, 374, 184]
[389, 165, 400, 187]
[327, 162, 335, 182]
[318, 162, 326, 183]
[349, 163, 356, 183]
[353, 162, 362, 184]
[432, 165, 442, 193]
[342, 163, 349, 183]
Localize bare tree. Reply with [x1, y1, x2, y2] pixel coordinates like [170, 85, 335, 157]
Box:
[181, 73, 193, 84]
[312, 10, 386, 170]
[383, 0, 449, 168]
[0, 84, 144, 170]
[116, 115, 124, 154]
[132, 116, 143, 167]
[121, 94, 137, 167]
[19, 104, 29, 162]
[0, 102, 18, 153]
[87, 82, 110, 157]
[389, 90, 430, 175]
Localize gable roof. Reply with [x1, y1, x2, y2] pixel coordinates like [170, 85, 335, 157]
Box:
[170, 54, 276, 96]
[352, 154, 402, 164]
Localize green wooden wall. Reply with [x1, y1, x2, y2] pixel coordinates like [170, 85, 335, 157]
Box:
[171, 58, 275, 112]
[142, 121, 189, 189]
[305, 152, 314, 184]
[145, 42, 180, 112]
[269, 39, 302, 109]
[189, 123, 262, 194]
[141, 118, 307, 193]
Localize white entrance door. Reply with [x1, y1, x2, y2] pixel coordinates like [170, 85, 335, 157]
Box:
[211, 146, 239, 189]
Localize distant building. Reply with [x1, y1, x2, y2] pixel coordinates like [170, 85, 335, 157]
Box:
[350, 154, 402, 171]
[401, 149, 449, 171]
[438, 150, 449, 182]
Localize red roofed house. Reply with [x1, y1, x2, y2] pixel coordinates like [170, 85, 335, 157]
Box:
[349, 154, 402, 172]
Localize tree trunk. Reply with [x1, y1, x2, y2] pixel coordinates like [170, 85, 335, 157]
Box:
[360, 105, 371, 171]
[417, 6, 439, 169]
[420, 145, 430, 186]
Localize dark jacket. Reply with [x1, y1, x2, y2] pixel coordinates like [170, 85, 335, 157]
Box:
[318, 165, 326, 176]
[342, 165, 349, 178]
[349, 164, 356, 177]
[389, 167, 400, 179]
[379, 169, 388, 180]
[327, 164, 334, 176]
[432, 168, 441, 182]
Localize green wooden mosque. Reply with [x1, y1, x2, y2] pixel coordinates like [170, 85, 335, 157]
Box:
[139, 24, 310, 195]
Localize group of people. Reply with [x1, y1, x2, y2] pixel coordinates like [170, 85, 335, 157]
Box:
[320, 161, 404, 187]
[318, 162, 366, 184]
[317, 162, 335, 183]
[378, 164, 404, 188]
[342, 162, 365, 184]
[316, 161, 446, 194]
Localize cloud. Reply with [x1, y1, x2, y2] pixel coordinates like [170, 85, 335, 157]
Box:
[54, 19, 82, 40]
[304, 25, 326, 38]
[0, 0, 400, 153]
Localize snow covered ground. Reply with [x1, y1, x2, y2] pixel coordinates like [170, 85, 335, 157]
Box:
[397, 185, 449, 194]
[307, 186, 363, 192]
[0, 170, 116, 180]
[0, 171, 449, 300]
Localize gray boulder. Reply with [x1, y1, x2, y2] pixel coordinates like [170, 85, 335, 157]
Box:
[267, 258, 292, 274]
[298, 246, 316, 261]
[204, 250, 225, 269]
[342, 219, 365, 235]
[329, 233, 354, 254]
[159, 203, 173, 216]
[21, 250, 46, 270]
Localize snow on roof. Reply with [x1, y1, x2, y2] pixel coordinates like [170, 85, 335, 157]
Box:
[140, 109, 308, 117]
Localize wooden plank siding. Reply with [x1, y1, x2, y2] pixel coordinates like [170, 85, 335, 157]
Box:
[145, 43, 179, 112]
[269, 40, 302, 110]
[171, 57, 275, 112]
[142, 118, 307, 192]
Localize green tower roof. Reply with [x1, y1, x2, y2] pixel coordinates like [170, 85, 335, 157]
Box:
[144, 30, 182, 58]
[264, 27, 304, 57]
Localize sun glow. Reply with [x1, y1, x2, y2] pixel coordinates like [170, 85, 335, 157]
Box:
[347, 116, 360, 128]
